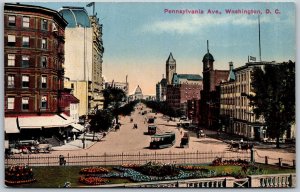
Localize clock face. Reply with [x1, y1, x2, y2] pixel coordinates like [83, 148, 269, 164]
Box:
[170, 66, 175, 70]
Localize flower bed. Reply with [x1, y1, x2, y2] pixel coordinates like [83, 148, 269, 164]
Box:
[79, 167, 109, 174]
[78, 176, 109, 185]
[178, 165, 210, 172]
[212, 157, 249, 166]
[5, 165, 36, 186]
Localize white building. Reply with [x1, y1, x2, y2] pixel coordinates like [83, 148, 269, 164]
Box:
[59, 7, 104, 116]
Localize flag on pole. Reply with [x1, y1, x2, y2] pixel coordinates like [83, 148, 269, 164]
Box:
[86, 2, 94, 7]
[250, 56, 256, 61]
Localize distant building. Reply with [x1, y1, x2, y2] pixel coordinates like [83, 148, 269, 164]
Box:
[166, 76, 202, 115]
[105, 77, 129, 96]
[199, 41, 229, 129]
[59, 6, 104, 115]
[187, 99, 201, 124]
[156, 77, 167, 101]
[166, 53, 176, 85]
[163, 53, 203, 116]
[144, 95, 156, 101]
[128, 85, 143, 101]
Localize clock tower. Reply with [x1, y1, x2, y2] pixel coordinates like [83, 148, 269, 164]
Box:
[166, 52, 176, 85]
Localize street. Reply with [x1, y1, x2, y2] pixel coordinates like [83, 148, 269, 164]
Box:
[27, 103, 294, 167]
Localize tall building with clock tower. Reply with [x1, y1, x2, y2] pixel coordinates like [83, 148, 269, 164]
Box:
[166, 52, 176, 85]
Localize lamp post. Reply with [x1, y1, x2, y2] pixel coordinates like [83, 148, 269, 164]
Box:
[82, 132, 86, 149]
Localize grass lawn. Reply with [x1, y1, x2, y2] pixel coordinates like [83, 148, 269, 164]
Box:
[8, 164, 295, 188]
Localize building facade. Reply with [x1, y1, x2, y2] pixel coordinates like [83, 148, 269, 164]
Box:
[156, 78, 167, 101]
[59, 7, 104, 116]
[220, 62, 268, 140]
[4, 3, 67, 117]
[4, 3, 80, 140]
[199, 41, 229, 129]
[105, 80, 129, 97]
[166, 53, 176, 85]
[166, 74, 203, 115]
[128, 85, 143, 101]
[59, 88, 80, 123]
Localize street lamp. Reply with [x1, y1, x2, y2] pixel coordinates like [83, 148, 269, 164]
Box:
[82, 132, 86, 149]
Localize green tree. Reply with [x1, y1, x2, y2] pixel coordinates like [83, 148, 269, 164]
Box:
[118, 101, 137, 116]
[248, 61, 295, 148]
[102, 87, 126, 124]
[89, 109, 113, 140]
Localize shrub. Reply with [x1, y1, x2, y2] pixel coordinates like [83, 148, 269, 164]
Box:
[138, 162, 180, 177]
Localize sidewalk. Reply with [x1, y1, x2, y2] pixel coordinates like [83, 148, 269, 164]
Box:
[51, 139, 97, 151]
[202, 128, 295, 152]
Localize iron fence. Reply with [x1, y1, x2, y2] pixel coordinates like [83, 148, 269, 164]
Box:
[5, 150, 251, 167]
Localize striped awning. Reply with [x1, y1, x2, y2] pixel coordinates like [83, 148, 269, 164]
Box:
[18, 114, 75, 129]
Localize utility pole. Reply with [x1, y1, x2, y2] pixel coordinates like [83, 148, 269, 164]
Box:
[258, 15, 262, 62]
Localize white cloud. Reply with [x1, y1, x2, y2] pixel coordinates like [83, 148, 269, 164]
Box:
[141, 13, 292, 34]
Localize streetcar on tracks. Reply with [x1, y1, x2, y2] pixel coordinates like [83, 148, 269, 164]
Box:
[147, 124, 157, 135]
[149, 132, 175, 149]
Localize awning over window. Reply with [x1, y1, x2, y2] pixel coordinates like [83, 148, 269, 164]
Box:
[18, 114, 75, 129]
[4, 117, 20, 133]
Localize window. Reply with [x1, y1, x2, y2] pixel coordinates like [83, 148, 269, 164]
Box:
[22, 75, 29, 88]
[41, 19, 48, 30]
[8, 16, 16, 26]
[7, 35, 16, 46]
[7, 75, 15, 88]
[41, 96, 47, 109]
[22, 36, 30, 47]
[41, 76, 47, 88]
[22, 97, 29, 110]
[22, 55, 30, 67]
[71, 83, 74, 89]
[41, 56, 47, 68]
[22, 16, 30, 28]
[7, 97, 15, 110]
[41, 38, 47, 49]
[8, 54, 15, 66]
[52, 23, 58, 32]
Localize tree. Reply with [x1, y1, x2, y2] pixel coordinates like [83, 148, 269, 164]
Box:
[118, 101, 137, 116]
[89, 109, 113, 140]
[102, 87, 126, 124]
[248, 61, 295, 148]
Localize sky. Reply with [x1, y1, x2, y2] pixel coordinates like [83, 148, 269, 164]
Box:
[6, 1, 296, 95]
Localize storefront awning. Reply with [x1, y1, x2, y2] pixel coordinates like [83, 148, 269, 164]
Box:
[4, 117, 20, 133]
[18, 114, 75, 129]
